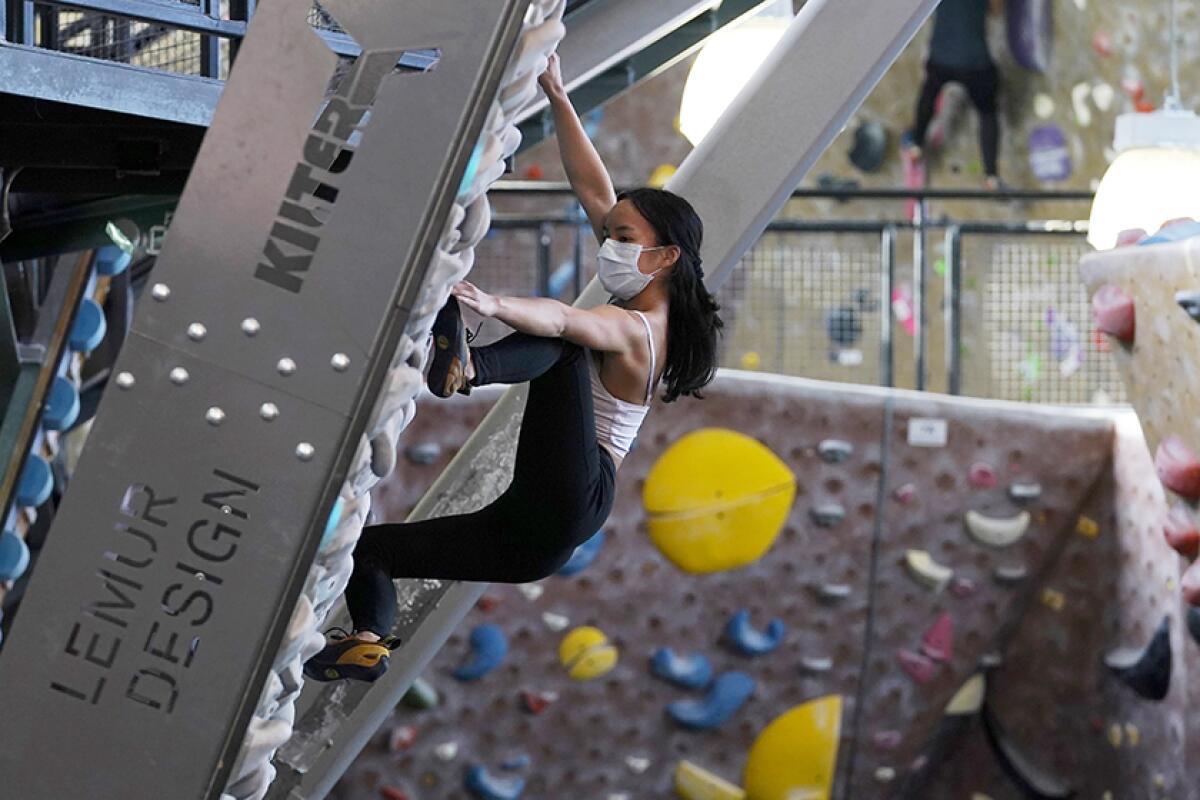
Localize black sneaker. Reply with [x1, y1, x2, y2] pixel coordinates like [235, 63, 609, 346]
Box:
[426, 296, 475, 398]
[303, 628, 402, 683]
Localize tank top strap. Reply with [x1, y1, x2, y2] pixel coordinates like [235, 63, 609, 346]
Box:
[630, 310, 656, 406]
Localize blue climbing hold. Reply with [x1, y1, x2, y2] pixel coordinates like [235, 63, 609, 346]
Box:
[69, 298, 107, 354]
[465, 764, 524, 800]
[500, 754, 532, 771]
[454, 624, 508, 682]
[43, 376, 81, 432]
[17, 454, 53, 508]
[667, 671, 755, 729]
[1139, 220, 1200, 247]
[319, 496, 344, 550]
[650, 647, 713, 689]
[0, 530, 30, 581]
[557, 530, 605, 576]
[725, 609, 786, 656]
[95, 244, 132, 276]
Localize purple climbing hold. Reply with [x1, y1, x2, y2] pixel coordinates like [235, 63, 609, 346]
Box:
[1028, 126, 1072, 183]
[666, 671, 755, 729]
[724, 609, 786, 656]
[1006, 0, 1053, 73]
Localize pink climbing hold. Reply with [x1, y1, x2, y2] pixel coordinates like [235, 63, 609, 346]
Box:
[1155, 435, 1200, 501]
[950, 577, 977, 598]
[968, 462, 998, 489]
[921, 613, 954, 663]
[1183, 560, 1200, 606]
[379, 787, 411, 800]
[897, 648, 937, 684]
[389, 725, 418, 752]
[1091, 284, 1135, 343]
[872, 730, 903, 750]
[1091, 30, 1113, 57]
[1164, 502, 1200, 560]
[1121, 77, 1144, 102]
[893, 483, 917, 504]
[1115, 228, 1148, 247]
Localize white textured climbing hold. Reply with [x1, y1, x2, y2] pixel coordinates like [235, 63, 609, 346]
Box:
[541, 612, 569, 631]
[945, 673, 985, 715]
[1007, 482, 1042, 503]
[813, 583, 851, 603]
[874, 767, 896, 782]
[1092, 82, 1115, 111]
[435, 741, 459, 761]
[905, 549, 953, 592]
[1072, 82, 1093, 126]
[799, 656, 833, 673]
[1033, 93, 1055, 119]
[993, 565, 1027, 585]
[965, 510, 1030, 547]
[518, 584, 544, 602]
[817, 439, 854, 463]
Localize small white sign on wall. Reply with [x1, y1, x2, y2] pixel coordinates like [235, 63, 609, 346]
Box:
[907, 417, 948, 448]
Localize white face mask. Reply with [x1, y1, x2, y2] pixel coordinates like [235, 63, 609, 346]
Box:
[597, 239, 666, 300]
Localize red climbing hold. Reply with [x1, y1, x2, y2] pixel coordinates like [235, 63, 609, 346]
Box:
[389, 725, 418, 753]
[897, 648, 937, 684]
[1091, 284, 1135, 343]
[1135, 99, 1156, 113]
[1155, 435, 1200, 500]
[1121, 77, 1144, 102]
[523, 163, 544, 180]
[520, 689, 557, 714]
[1183, 560, 1200, 606]
[921, 613, 954, 663]
[380, 786, 411, 800]
[969, 462, 998, 489]
[476, 594, 501, 612]
[1164, 502, 1200, 559]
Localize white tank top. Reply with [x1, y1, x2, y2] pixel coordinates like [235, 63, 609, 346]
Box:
[588, 310, 657, 461]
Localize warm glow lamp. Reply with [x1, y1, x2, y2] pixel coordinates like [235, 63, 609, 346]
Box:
[678, 0, 792, 146]
[1088, 0, 1200, 249]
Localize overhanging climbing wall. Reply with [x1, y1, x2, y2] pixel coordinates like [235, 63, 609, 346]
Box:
[324, 372, 1192, 800]
[0, 2, 533, 797]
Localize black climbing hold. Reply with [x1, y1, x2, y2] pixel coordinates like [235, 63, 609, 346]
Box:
[812, 583, 852, 604]
[810, 503, 846, 528]
[982, 702, 1075, 799]
[1175, 289, 1200, 323]
[817, 439, 854, 463]
[848, 120, 888, 173]
[1189, 607, 1200, 647]
[1008, 482, 1042, 503]
[1104, 616, 1172, 701]
[405, 441, 442, 465]
[825, 307, 863, 347]
[993, 565, 1028, 585]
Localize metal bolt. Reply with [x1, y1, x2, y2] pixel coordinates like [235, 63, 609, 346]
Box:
[260, 402, 279, 421]
[115, 371, 135, 389]
[220, 505, 232, 514]
[187, 323, 207, 341]
[277, 357, 296, 376]
[295, 442, 315, 461]
[169, 367, 189, 385]
[151, 283, 170, 301]
[331, 353, 350, 372]
[241, 318, 261, 336]
[205, 407, 225, 425]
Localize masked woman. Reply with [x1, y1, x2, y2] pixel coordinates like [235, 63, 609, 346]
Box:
[306, 53, 723, 682]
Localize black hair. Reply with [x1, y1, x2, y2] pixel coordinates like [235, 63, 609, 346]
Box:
[617, 187, 723, 402]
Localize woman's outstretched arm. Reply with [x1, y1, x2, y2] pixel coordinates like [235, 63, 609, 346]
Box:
[453, 281, 636, 353]
[538, 54, 617, 242]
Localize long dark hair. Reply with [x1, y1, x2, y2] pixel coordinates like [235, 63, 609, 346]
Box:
[617, 188, 723, 402]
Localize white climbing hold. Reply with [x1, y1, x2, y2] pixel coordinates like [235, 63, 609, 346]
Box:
[435, 741, 460, 761]
[1071, 82, 1093, 127]
[799, 656, 833, 673]
[625, 756, 651, 774]
[965, 510, 1030, 547]
[874, 767, 896, 782]
[945, 673, 985, 716]
[1092, 82, 1115, 112]
[541, 612, 569, 631]
[905, 549, 953, 592]
[518, 584, 544, 602]
[1033, 93, 1055, 119]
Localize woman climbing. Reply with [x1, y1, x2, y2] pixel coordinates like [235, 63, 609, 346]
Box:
[305, 53, 724, 682]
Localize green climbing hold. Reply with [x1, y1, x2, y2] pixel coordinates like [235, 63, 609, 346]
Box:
[400, 676, 440, 710]
[934, 259, 947, 277]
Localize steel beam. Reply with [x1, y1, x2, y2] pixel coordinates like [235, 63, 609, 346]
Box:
[0, 0, 530, 796]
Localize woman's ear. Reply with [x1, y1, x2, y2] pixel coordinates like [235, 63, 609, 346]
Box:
[662, 245, 682, 268]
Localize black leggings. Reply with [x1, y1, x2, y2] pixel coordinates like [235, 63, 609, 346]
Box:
[346, 332, 617, 635]
[912, 60, 999, 178]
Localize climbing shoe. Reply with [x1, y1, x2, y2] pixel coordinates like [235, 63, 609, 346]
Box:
[426, 295, 475, 398]
[303, 628, 402, 683]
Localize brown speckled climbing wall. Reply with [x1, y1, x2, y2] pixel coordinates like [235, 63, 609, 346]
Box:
[323, 372, 1193, 800]
[848, 394, 1113, 798]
